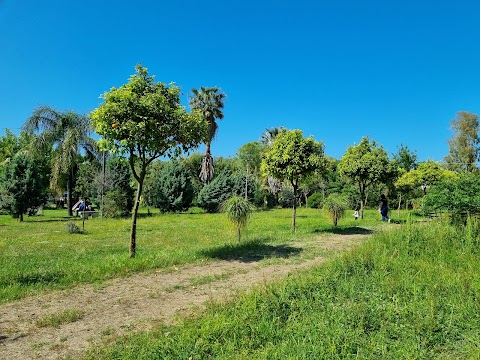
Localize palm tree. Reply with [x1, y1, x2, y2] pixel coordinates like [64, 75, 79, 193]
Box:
[22, 106, 98, 216]
[189, 86, 226, 183]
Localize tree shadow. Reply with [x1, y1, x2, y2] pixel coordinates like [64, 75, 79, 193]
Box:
[201, 238, 303, 263]
[312, 226, 374, 235]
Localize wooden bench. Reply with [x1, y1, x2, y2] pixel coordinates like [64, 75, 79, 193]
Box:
[78, 210, 100, 219]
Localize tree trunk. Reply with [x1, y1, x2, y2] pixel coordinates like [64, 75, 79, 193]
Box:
[292, 183, 297, 232]
[19, 213, 24, 222]
[237, 228, 241, 244]
[130, 172, 145, 258]
[67, 168, 73, 217]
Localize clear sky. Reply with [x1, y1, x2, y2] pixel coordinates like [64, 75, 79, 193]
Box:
[1, 0, 479, 161]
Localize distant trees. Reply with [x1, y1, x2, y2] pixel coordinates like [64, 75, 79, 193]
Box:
[445, 111, 480, 173]
[91, 65, 208, 257]
[262, 129, 325, 232]
[22, 106, 97, 216]
[0, 152, 47, 221]
[189, 86, 226, 183]
[338, 137, 393, 219]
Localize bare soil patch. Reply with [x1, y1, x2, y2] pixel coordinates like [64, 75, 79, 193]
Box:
[0, 233, 366, 360]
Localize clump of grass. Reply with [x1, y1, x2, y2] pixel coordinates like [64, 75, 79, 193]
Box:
[65, 221, 82, 234]
[36, 309, 84, 328]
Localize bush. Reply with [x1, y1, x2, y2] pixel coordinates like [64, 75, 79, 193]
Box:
[307, 192, 323, 208]
[103, 189, 129, 218]
[278, 187, 295, 208]
[65, 221, 82, 234]
[197, 171, 245, 213]
[153, 160, 194, 212]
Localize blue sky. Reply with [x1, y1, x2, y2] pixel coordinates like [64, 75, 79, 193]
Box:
[1, 0, 479, 161]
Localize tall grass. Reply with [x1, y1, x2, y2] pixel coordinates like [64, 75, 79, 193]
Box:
[0, 207, 383, 303]
[87, 217, 480, 359]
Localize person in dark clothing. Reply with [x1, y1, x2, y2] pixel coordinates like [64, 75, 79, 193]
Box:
[379, 194, 390, 222]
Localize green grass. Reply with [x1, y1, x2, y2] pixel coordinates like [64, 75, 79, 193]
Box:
[35, 309, 85, 328]
[0, 206, 388, 303]
[85, 217, 480, 359]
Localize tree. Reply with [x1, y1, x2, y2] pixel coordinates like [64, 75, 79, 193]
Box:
[189, 86, 226, 183]
[445, 111, 480, 173]
[22, 106, 97, 216]
[91, 65, 208, 258]
[323, 193, 348, 227]
[221, 195, 254, 243]
[154, 159, 194, 212]
[237, 141, 263, 199]
[0, 152, 47, 221]
[338, 137, 391, 219]
[393, 144, 418, 171]
[262, 129, 325, 232]
[423, 172, 480, 219]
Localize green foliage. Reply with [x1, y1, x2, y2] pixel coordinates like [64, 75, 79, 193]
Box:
[237, 141, 263, 175]
[23, 106, 97, 216]
[393, 144, 418, 171]
[103, 156, 134, 211]
[307, 192, 323, 208]
[153, 159, 194, 212]
[102, 189, 129, 218]
[221, 195, 254, 243]
[0, 152, 47, 221]
[196, 170, 245, 212]
[65, 221, 82, 234]
[261, 129, 325, 185]
[338, 137, 393, 217]
[445, 111, 480, 173]
[323, 193, 348, 226]
[189, 86, 227, 183]
[262, 129, 325, 231]
[423, 172, 480, 217]
[91, 65, 208, 257]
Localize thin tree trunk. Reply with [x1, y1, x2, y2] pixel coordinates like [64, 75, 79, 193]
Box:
[237, 228, 241, 244]
[130, 173, 145, 258]
[292, 182, 297, 232]
[67, 168, 73, 217]
[19, 213, 24, 222]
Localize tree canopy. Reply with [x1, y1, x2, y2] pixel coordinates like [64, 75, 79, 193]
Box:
[91, 65, 208, 257]
[338, 137, 393, 218]
[262, 129, 325, 231]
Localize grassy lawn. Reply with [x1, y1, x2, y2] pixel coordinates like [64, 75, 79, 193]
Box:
[0, 207, 390, 303]
[86, 218, 480, 359]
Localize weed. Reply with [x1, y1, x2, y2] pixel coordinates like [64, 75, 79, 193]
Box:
[35, 309, 84, 328]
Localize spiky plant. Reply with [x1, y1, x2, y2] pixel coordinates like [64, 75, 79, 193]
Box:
[323, 193, 348, 227]
[221, 195, 254, 243]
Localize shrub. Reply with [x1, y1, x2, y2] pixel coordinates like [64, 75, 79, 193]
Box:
[65, 221, 82, 234]
[307, 192, 323, 208]
[102, 189, 129, 218]
[153, 160, 194, 212]
[278, 187, 295, 208]
[197, 171, 244, 213]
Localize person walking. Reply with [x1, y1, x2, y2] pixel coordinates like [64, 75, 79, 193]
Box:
[379, 194, 390, 222]
[353, 208, 359, 220]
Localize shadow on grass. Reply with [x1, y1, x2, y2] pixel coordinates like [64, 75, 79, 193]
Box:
[313, 226, 374, 235]
[201, 238, 303, 263]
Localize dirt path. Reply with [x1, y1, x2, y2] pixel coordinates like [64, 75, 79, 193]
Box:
[0, 233, 367, 360]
